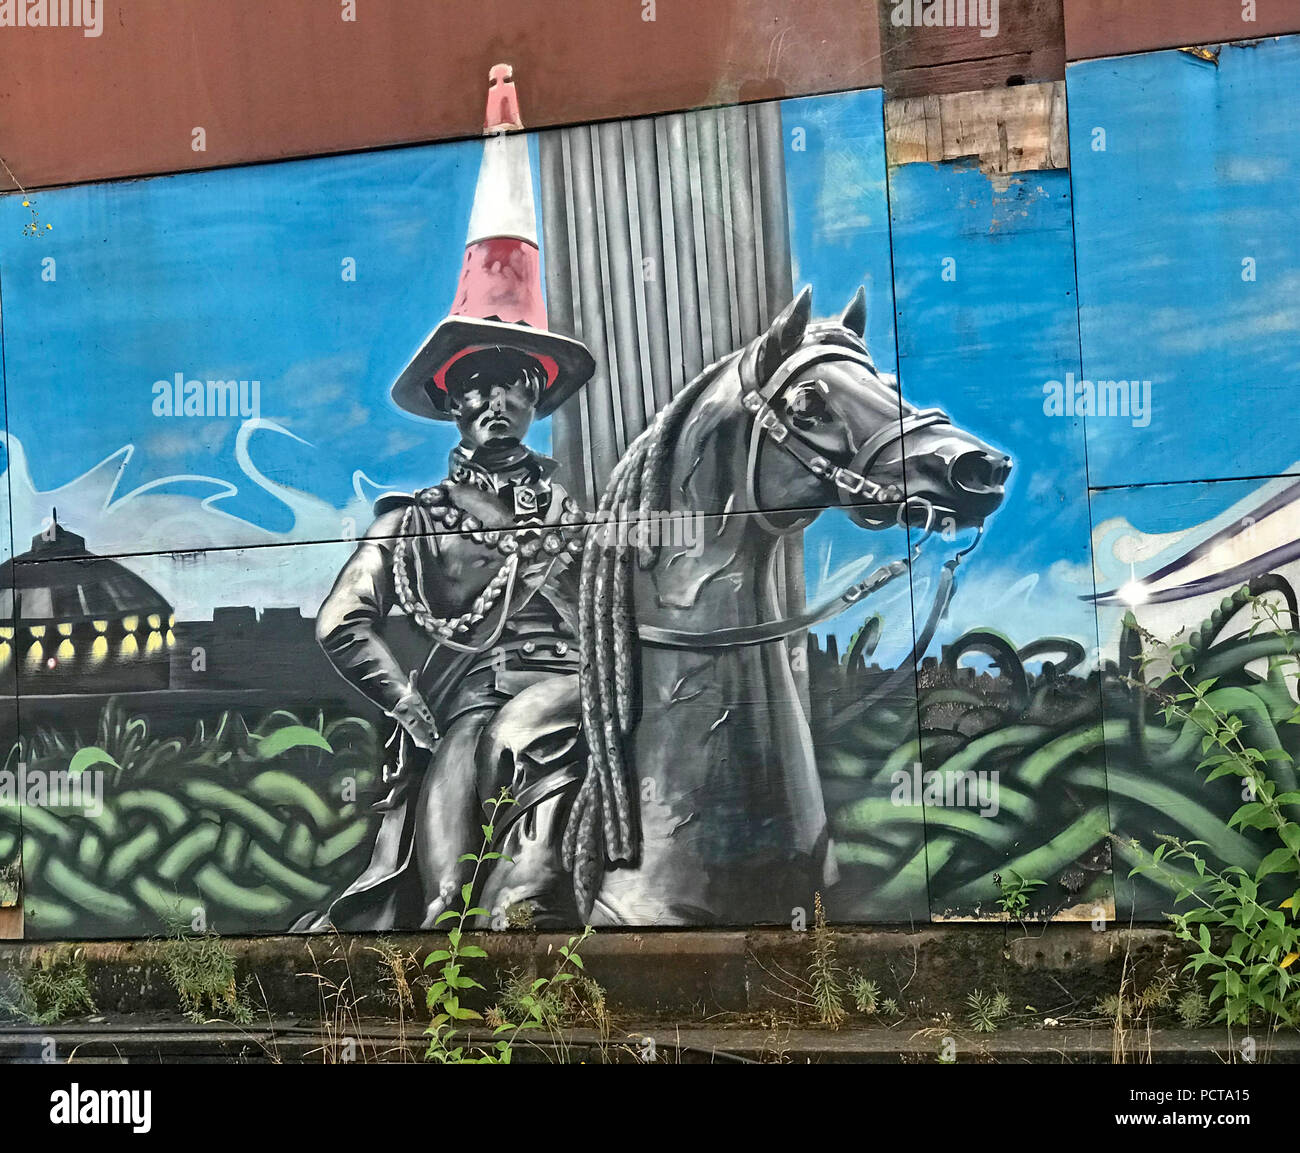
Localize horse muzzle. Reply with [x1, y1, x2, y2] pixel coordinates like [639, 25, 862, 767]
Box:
[891, 445, 1011, 530]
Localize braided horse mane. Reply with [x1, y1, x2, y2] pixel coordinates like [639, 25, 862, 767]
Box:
[562, 287, 843, 917]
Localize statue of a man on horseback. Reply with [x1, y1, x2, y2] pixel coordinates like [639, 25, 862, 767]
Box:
[302, 64, 1013, 934]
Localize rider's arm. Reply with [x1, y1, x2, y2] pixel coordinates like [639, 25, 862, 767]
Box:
[316, 508, 439, 748]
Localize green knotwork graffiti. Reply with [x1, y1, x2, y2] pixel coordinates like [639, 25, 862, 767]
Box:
[816, 583, 1297, 922]
[1, 584, 1295, 933]
[0, 702, 379, 935]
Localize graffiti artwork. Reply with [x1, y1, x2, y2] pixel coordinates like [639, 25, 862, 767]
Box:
[0, 37, 1296, 938]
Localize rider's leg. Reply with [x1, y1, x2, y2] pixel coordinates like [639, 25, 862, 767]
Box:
[412, 709, 492, 929]
[473, 675, 583, 927]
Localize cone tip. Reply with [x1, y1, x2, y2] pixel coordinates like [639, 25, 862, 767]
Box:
[485, 62, 525, 134]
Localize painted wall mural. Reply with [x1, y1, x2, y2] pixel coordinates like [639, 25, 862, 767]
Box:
[0, 37, 1296, 938]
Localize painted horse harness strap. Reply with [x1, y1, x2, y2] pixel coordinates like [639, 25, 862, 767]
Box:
[637, 339, 973, 651]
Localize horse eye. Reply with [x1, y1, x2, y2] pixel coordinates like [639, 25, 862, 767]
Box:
[786, 381, 830, 426]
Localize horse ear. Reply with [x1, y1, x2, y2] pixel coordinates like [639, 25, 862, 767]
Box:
[841, 286, 867, 337]
[756, 287, 811, 379]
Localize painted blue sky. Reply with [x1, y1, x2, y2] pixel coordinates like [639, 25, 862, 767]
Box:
[1069, 37, 1300, 490]
[885, 160, 1096, 650]
[0, 37, 1296, 648]
[0, 135, 529, 543]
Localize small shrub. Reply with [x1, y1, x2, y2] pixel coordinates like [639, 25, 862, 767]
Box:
[849, 973, 880, 1015]
[161, 923, 253, 1024]
[1176, 989, 1210, 1028]
[994, 870, 1046, 921]
[0, 948, 95, 1024]
[966, 988, 1011, 1033]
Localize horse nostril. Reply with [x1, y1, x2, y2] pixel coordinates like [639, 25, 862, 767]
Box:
[950, 451, 1010, 494]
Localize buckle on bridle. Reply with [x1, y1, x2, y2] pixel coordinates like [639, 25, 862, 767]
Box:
[756, 407, 788, 443]
[831, 467, 865, 495]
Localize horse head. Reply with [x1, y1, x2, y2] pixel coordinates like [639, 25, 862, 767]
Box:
[743, 285, 1010, 533]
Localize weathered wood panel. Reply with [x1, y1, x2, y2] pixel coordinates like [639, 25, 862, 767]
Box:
[885, 81, 1069, 173]
[877, 0, 1066, 96]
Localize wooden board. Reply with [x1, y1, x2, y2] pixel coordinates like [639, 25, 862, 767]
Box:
[877, 0, 1066, 97]
[885, 81, 1070, 173]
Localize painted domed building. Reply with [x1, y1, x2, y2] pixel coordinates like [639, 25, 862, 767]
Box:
[0, 514, 174, 693]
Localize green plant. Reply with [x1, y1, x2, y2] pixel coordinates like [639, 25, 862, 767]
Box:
[1093, 993, 1129, 1021]
[849, 973, 879, 1015]
[1138, 972, 1176, 1012]
[492, 965, 609, 1041]
[424, 789, 593, 1063]
[965, 988, 1010, 1033]
[494, 966, 564, 1029]
[0, 948, 95, 1024]
[1127, 597, 1300, 1029]
[1176, 989, 1210, 1028]
[808, 892, 846, 1028]
[160, 920, 253, 1024]
[994, 869, 1046, 921]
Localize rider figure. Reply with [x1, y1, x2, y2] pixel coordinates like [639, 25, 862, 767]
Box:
[301, 63, 598, 931]
[307, 343, 593, 932]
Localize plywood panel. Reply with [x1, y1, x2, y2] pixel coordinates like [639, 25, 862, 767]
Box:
[1068, 37, 1300, 488]
[886, 85, 1108, 922]
[885, 81, 1069, 173]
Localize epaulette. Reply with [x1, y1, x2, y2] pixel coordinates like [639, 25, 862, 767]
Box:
[373, 491, 418, 516]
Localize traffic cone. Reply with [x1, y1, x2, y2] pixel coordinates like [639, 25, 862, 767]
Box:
[392, 63, 595, 421]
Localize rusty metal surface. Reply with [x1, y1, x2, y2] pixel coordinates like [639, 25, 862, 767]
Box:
[1064, 0, 1300, 61]
[0, 0, 882, 191]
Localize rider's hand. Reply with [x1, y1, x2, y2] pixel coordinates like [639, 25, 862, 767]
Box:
[388, 675, 439, 750]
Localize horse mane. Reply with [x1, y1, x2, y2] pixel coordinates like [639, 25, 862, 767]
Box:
[562, 287, 866, 918]
[562, 349, 739, 917]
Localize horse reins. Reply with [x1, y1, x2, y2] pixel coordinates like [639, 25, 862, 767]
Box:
[637, 339, 981, 650]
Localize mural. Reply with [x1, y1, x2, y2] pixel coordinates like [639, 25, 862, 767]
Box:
[0, 37, 1296, 937]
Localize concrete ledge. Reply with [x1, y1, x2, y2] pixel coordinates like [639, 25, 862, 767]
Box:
[0, 924, 1190, 1023]
[0, 1020, 1287, 1065]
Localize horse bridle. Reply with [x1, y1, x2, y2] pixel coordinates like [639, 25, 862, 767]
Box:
[637, 339, 982, 650]
[740, 341, 952, 528]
